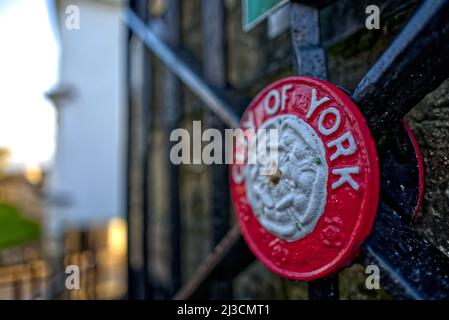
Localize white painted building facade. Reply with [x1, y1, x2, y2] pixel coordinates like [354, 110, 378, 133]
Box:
[46, 0, 125, 235]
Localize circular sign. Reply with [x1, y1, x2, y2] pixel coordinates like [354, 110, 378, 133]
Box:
[230, 76, 380, 281]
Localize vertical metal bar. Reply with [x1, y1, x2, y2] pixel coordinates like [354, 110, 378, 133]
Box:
[290, 2, 338, 300]
[164, 0, 182, 295]
[138, 0, 154, 300]
[126, 0, 148, 300]
[202, 0, 232, 299]
[291, 3, 327, 80]
[125, 0, 135, 299]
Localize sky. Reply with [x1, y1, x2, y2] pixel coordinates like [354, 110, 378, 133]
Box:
[0, 0, 58, 171]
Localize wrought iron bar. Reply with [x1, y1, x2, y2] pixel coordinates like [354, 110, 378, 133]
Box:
[291, 3, 327, 80]
[361, 202, 449, 299]
[320, 0, 419, 48]
[173, 225, 255, 300]
[122, 8, 240, 129]
[202, 0, 233, 299]
[352, 0, 449, 134]
[164, 0, 183, 295]
[137, 0, 154, 300]
[125, 0, 148, 300]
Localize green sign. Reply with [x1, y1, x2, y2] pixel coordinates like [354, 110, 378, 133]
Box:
[243, 0, 289, 31]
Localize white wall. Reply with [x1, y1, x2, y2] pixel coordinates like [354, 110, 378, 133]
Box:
[48, 0, 125, 234]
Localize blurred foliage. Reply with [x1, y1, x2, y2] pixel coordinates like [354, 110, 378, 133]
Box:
[0, 202, 40, 251]
[339, 264, 390, 300]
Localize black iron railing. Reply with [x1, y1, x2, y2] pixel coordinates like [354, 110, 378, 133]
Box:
[124, 0, 449, 300]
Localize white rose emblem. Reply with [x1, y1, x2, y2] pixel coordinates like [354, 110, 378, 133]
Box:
[245, 115, 328, 242]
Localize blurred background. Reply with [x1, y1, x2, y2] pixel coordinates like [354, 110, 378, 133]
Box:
[0, 0, 448, 300]
[0, 0, 126, 299]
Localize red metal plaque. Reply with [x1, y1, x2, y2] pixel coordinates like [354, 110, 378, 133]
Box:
[230, 77, 380, 281]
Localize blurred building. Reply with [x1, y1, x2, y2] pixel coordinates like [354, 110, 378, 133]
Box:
[0, 174, 44, 224]
[43, 0, 126, 299]
[46, 0, 125, 235]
